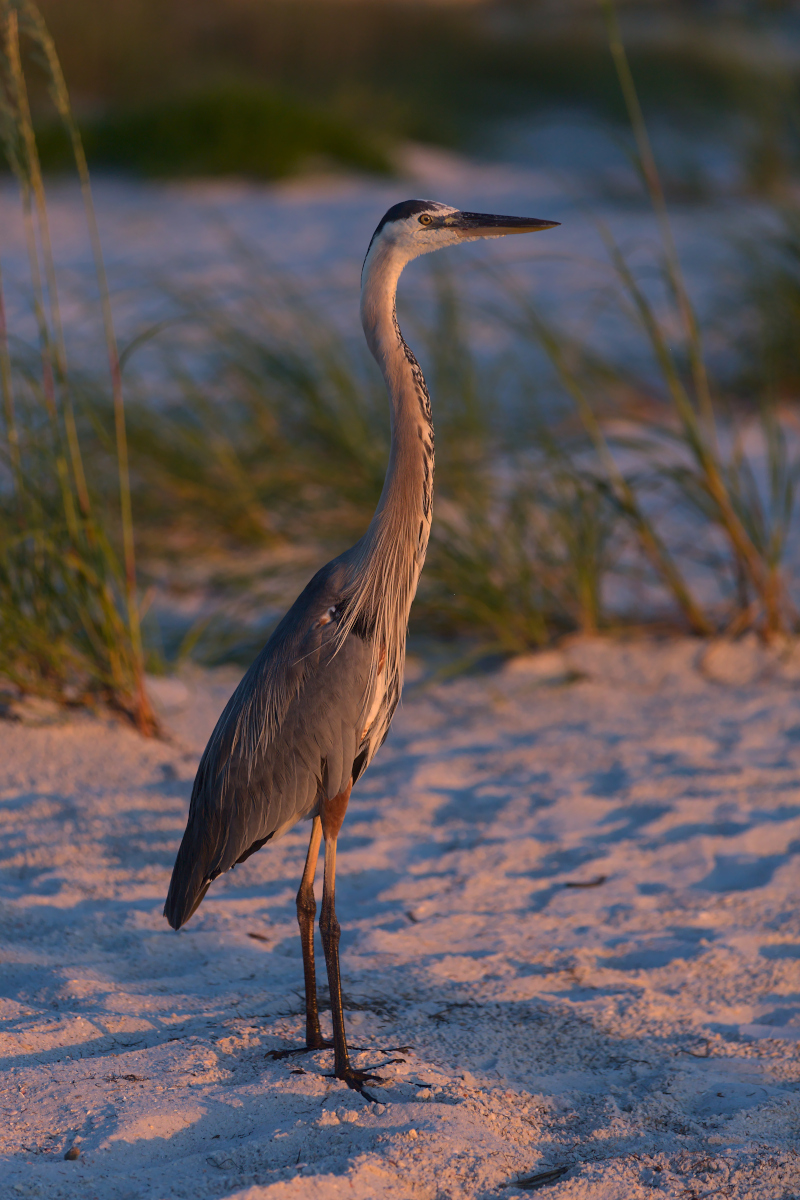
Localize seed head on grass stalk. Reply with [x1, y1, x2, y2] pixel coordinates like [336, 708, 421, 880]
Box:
[0, 0, 156, 731]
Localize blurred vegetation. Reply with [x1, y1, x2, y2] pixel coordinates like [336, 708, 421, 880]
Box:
[101, 207, 800, 664]
[35, 83, 391, 179]
[11, 0, 800, 187]
[111, 276, 625, 662]
[744, 210, 800, 396]
[4, 0, 800, 718]
[0, 0, 156, 729]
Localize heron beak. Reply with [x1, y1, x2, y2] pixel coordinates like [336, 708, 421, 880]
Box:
[450, 212, 560, 238]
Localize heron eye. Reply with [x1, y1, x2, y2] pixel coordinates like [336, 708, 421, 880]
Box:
[418, 214, 433, 226]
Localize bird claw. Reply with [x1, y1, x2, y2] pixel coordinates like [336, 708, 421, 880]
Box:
[346, 1073, 383, 1103]
[325, 1066, 387, 1099]
[270, 1040, 394, 1102]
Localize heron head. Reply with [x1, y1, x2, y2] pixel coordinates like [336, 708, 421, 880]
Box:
[362, 198, 559, 281]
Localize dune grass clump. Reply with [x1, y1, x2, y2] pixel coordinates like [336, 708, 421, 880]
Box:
[598, 0, 798, 638]
[0, 0, 155, 730]
[111, 160, 800, 663]
[419, 460, 617, 652]
[120, 268, 391, 558]
[494, 2, 800, 643]
[111, 254, 623, 662]
[3, 0, 800, 708]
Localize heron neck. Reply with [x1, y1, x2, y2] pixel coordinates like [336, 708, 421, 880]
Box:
[360, 244, 435, 573]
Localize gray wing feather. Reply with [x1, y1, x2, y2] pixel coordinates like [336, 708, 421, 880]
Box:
[164, 559, 373, 929]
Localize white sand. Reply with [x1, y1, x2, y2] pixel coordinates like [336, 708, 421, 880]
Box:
[3, 636, 800, 1198]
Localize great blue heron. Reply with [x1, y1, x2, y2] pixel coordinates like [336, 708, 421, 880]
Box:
[164, 199, 559, 1094]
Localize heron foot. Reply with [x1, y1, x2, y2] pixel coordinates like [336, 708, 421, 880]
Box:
[327, 1065, 387, 1101]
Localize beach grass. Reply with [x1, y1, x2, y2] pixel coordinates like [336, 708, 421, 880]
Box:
[0, 0, 156, 730]
[743, 209, 800, 397]
[112, 217, 800, 661]
[600, 0, 797, 636]
[113, 259, 624, 659]
[3, 0, 800, 716]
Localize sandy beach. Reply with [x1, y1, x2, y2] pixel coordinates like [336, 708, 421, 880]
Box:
[5, 1, 800, 1193]
[3, 636, 800, 1198]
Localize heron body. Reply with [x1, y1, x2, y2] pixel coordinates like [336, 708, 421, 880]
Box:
[164, 199, 558, 1093]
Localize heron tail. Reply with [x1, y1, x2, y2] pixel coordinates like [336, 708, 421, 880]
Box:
[164, 804, 276, 929]
[163, 824, 217, 930]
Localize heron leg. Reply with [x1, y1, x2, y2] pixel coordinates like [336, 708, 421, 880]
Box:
[319, 834, 351, 1078]
[319, 786, 384, 1095]
[296, 815, 328, 1050]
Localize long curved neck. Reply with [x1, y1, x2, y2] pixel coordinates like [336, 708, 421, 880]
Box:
[360, 241, 434, 574]
[335, 242, 434, 685]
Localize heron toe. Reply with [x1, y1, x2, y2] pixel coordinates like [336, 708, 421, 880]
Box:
[328, 1065, 387, 1099]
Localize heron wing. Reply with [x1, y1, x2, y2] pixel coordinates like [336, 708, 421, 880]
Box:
[164, 559, 372, 929]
